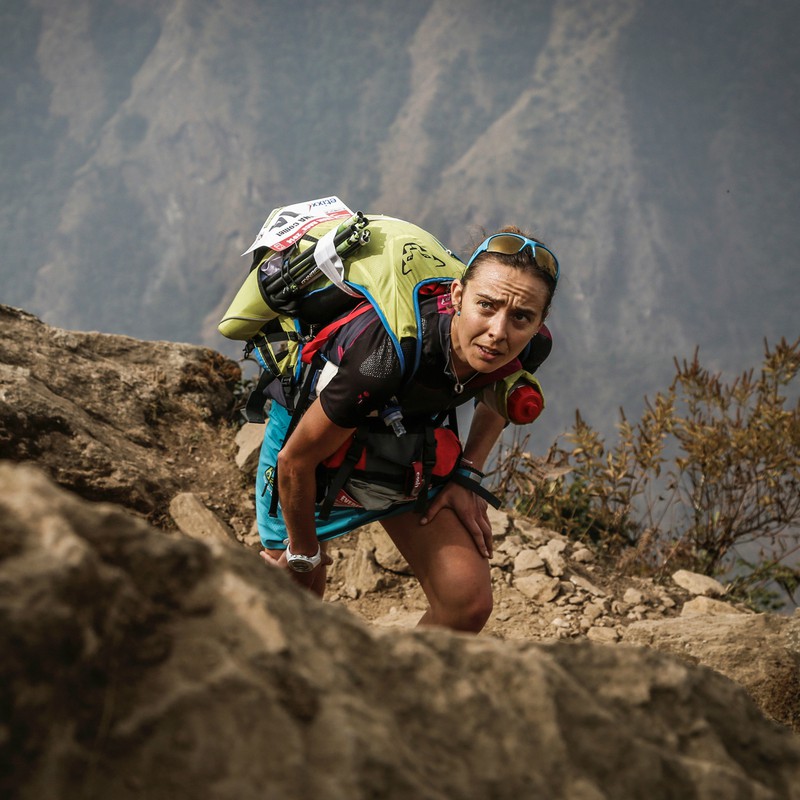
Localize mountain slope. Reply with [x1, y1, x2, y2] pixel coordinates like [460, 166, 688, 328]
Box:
[2, 0, 797, 440]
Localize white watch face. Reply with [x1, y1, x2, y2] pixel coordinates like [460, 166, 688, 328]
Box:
[288, 557, 315, 573]
[286, 543, 321, 573]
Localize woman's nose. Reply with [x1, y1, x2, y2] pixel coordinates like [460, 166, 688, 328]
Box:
[487, 314, 507, 341]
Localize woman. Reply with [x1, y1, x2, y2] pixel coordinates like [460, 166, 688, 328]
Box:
[257, 225, 559, 633]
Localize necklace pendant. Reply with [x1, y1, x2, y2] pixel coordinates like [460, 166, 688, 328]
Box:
[453, 382, 464, 395]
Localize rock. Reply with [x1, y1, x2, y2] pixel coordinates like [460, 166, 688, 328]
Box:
[234, 422, 265, 473]
[515, 574, 561, 603]
[570, 575, 606, 597]
[681, 596, 746, 617]
[487, 506, 513, 537]
[240, 519, 262, 549]
[369, 526, 412, 574]
[558, 580, 575, 597]
[541, 553, 567, 578]
[623, 612, 800, 731]
[571, 547, 595, 563]
[4, 462, 800, 799]
[611, 600, 628, 615]
[513, 549, 545, 575]
[339, 545, 387, 598]
[583, 602, 606, 624]
[371, 607, 423, 629]
[544, 537, 568, 555]
[586, 626, 620, 644]
[0, 304, 245, 526]
[169, 492, 240, 547]
[537, 541, 567, 577]
[671, 569, 727, 597]
[623, 588, 645, 605]
[495, 534, 524, 558]
[512, 518, 553, 547]
[339, 525, 411, 575]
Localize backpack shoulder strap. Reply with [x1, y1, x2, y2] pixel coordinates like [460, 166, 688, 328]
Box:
[299, 302, 373, 365]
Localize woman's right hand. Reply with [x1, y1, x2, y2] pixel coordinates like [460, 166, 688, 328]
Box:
[419, 481, 493, 559]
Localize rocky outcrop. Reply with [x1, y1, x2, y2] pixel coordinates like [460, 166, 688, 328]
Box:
[624, 611, 800, 733]
[322, 513, 800, 735]
[3, 461, 800, 800]
[0, 304, 251, 534]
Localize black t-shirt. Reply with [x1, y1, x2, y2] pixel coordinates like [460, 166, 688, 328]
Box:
[316, 293, 550, 429]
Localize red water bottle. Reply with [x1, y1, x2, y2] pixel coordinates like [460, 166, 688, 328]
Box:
[506, 383, 544, 424]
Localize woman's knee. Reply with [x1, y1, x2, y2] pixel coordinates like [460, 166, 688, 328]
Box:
[457, 594, 493, 633]
[433, 580, 493, 633]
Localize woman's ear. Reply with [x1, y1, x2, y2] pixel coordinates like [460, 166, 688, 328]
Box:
[451, 279, 463, 311]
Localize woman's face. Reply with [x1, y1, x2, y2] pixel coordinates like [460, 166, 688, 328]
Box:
[449, 259, 549, 376]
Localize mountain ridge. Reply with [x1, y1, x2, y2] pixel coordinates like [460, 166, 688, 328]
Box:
[2, 0, 797, 442]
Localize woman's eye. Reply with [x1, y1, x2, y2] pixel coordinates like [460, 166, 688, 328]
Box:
[478, 300, 493, 310]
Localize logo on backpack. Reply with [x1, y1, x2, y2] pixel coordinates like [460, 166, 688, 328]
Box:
[401, 243, 446, 275]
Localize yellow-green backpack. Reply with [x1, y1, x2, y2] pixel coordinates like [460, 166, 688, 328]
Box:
[219, 200, 466, 422]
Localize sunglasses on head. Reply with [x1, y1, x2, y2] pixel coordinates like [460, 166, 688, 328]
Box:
[468, 233, 560, 283]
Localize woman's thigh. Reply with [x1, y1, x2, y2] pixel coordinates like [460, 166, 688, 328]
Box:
[379, 508, 492, 608]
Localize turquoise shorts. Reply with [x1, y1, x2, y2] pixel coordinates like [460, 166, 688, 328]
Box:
[255, 402, 422, 550]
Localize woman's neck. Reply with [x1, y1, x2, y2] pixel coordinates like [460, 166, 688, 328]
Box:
[448, 314, 475, 382]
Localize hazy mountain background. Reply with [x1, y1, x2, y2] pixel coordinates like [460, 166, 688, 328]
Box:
[1, 0, 798, 451]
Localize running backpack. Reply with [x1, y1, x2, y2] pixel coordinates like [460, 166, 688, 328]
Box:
[219, 197, 470, 422]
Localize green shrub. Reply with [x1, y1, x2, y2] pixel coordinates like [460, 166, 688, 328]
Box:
[491, 337, 800, 609]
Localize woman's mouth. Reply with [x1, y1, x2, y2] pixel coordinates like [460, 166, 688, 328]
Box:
[476, 344, 503, 360]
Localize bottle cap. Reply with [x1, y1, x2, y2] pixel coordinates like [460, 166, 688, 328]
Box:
[506, 385, 543, 423]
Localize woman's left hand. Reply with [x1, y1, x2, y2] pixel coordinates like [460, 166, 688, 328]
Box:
[259, 547, 333, 588]
[420, 482, 493, 559]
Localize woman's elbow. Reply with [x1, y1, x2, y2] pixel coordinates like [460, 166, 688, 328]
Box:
[276, 445, 316, 480]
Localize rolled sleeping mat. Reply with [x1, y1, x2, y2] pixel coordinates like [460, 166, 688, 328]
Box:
[218, 265, 279, 340]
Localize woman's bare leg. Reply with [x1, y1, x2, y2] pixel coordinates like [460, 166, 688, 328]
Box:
[380, 508, 493, 633]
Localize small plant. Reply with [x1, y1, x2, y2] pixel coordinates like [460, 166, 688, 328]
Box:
[491, 337, 800, 609]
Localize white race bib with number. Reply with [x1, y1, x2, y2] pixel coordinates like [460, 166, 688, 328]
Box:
[242, 196, 354, 255]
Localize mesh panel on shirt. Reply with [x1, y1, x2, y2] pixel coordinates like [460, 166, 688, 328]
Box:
[359, 336, 400, 379]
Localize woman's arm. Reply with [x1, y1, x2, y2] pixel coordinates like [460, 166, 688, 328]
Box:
[277, 398, 356, 556]
[460, 400, 508, 472]
[420, 400, 507, 558]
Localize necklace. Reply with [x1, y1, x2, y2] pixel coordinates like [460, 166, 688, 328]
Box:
[447, 309, 478, 394]
[447, 348, 478, 395]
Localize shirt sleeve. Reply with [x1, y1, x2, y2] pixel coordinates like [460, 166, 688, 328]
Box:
[318, 318, 405, 428]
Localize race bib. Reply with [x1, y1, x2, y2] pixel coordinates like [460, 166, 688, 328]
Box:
[242, 196, 354, 255]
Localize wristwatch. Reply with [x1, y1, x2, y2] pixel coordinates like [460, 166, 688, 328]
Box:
[286, 542, 322, 573]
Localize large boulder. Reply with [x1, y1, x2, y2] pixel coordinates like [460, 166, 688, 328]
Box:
[3, 462, 800, 800]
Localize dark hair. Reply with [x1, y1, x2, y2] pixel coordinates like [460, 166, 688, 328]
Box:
[463, 225, 558, 313]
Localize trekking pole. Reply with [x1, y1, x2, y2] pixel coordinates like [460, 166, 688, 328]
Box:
[292, 229, 370, 292]
[264, 213, 370, 301]
[287, 212, 369, 287]
[262, 216, 365, 296]
[275, 215, 368, 291]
